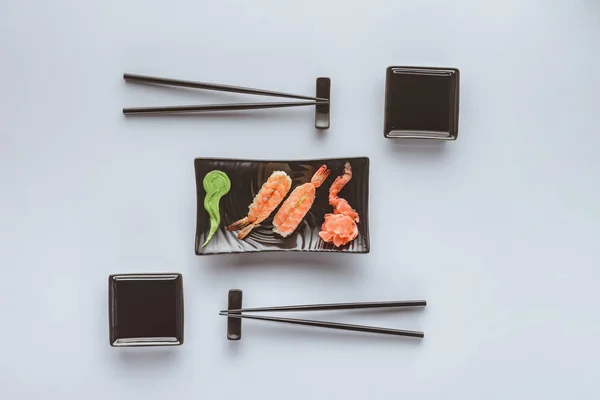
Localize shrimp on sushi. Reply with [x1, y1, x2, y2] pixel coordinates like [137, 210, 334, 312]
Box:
[272, 165, 331, 237]
[319, 162, 359, 247]
[226, 171, 292, 239]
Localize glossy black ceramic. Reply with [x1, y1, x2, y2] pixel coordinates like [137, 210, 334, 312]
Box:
[194, 157, 370, 255]
[227, 289, 243, 340]
[384, 66, 460, 140]
[108, 273, 184, 347]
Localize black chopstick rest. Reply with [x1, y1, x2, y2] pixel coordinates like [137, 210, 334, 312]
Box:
[384, 66, 460, 140]
[315, 77, 331, 129]
[108, 273, 184, 347]
[227, 289, 243, 340]
[122, 73, 331, 130]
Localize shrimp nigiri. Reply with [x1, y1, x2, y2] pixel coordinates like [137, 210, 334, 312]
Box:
[227, 171, 292, 239]
[272, 165, 331, 237]
[319, 162, 359, 247]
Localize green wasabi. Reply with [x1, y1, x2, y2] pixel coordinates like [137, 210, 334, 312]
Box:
[202, 170, 231, 247]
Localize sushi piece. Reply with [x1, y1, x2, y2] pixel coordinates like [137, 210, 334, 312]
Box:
[226, 171, 292, 239]
[273, 165, 331, 237]
[319, 162, 359, 247]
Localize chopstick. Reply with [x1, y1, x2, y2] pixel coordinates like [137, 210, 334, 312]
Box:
[221, 300, 426, 314]
[123, 101, 326, 115]
[219, 312, 424, 338]
[123, 73, 328, 102]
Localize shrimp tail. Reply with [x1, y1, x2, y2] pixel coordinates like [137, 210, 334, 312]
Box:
[226, 217, 249, 231]
[329, 162, 352, 200]
[238, 223, 259, 239]
[310, 165, 331, 187]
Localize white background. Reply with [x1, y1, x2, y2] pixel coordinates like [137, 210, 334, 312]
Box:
[1, 0, 599, 399]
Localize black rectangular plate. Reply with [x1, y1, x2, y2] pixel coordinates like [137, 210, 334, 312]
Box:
[194, 157, 370, 255]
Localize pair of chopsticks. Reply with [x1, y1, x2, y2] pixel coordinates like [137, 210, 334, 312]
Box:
[122, 73, 329, 115]
[220, 300, 426, 338]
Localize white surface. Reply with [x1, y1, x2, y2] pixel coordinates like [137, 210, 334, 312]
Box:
[1, 0, 599, 398]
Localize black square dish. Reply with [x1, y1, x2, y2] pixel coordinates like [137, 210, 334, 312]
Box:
[384, 66, 459, 140]
[108, 273, 184, 347]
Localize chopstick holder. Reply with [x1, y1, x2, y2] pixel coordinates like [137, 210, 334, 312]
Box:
[221, 289, 426, 340]
[227, 289, 243, 340]
[122, 73, 331, 130]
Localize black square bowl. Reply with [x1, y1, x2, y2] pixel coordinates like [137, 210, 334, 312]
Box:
[108, 273, 184, 347]
[384, 66, 460, 140]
